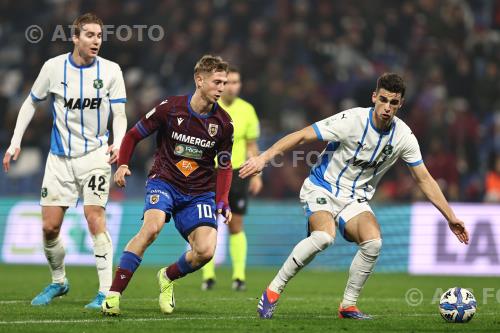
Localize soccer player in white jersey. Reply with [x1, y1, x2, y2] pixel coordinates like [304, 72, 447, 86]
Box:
[239, 73, 469, 319]
[2, 13, 127, 309]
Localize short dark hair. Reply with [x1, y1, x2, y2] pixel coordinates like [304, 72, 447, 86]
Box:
[72, 13, 103, 37]
[194, 55, 229, 75]
[376, 73, 406, 97]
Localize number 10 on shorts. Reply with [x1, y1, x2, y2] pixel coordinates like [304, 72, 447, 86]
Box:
[197, 204, 214, 220]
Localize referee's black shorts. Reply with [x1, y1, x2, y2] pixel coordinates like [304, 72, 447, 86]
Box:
[229, 168, 250, 215]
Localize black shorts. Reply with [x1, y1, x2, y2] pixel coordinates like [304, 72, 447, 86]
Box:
[229, 168, 250, 215]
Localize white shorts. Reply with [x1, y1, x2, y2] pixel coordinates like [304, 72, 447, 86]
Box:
[299, 178, 374, 242]
[40, 145, 111, 207]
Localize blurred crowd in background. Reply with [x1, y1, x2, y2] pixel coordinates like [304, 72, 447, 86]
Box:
[0, 0, 499, 202]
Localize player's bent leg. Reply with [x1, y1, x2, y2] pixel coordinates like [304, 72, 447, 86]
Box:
[102, 209, 166, 316]
[260, 211, 335, 319]
[339, 212, 382, 320]
[157, 226, 217, 314]
[200, 225, 219, 290]
[163, 226, 217, 281]
[187, 226, 217, 267]
[32, 206, 69, 306]
[84, 205, 113, 310]
[228, 214, 247, 291]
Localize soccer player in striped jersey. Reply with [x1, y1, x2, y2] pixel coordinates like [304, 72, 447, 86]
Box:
[239, 73, 469, 319]
[3, 13, 127, 309]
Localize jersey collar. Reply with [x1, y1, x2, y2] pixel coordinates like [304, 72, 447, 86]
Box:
[187, 93, 217, 119]
[67, 53, 97, 69]
[369, 107, 393, 135]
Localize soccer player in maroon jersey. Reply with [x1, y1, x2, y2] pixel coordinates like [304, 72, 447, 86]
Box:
[101, 55, 234, 316]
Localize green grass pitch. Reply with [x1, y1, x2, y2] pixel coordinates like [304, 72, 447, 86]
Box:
[0, 265, 498, 332]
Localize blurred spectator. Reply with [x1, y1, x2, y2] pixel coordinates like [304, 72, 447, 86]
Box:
[0, 0, 499, 202]
[484, 153, 500, 202]
[424, 137, 460, 201]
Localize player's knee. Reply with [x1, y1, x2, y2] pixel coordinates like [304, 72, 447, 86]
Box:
[86, 212, 104, 226]
[141, 223, 162, 243]
[360, 238, 382, 258]
[42, 225, 61, 239]
[310, 231, 334, 251]
[193, 246, 215, 263]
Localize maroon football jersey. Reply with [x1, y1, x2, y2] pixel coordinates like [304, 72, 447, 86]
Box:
[133, 95, 233, 195]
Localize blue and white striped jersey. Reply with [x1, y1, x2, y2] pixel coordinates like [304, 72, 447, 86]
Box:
[310, 107, 423, 200]
[30, 53, 126, 157]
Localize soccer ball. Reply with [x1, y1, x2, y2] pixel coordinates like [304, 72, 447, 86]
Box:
[439, 287, 477, 323]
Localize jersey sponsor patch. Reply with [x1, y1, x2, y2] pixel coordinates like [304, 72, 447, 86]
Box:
[175, 159, 199, 177]
[382, 144, 393, 156]
[64, 97, 102, 110]
[174, 143, 203, 160]
[150, 194, 160, 204]
[208, 123, 218, 137]
[171, 131, 215, 148]
[93, 78, 103, 89]
[316, 197, 327, 205]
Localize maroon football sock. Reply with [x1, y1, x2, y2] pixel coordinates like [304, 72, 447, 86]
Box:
[109, 267, 134, 294]
[165, 263, 186, 281]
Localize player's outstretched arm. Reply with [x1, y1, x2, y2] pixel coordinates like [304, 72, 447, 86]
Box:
[409, 163, 469, 244]
[239, 126, 317, 178]
[3, 95, 38, 172]
[246, 140, 263, 195]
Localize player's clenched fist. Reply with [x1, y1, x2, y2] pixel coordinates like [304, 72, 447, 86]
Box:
[114, 165, 131, 187]
[216, 202, 232, 224]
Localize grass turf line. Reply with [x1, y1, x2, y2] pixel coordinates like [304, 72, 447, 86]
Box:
[0, 264, 498, 332]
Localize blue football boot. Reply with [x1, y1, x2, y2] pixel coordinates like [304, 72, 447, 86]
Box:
[31, 278, 69, 306]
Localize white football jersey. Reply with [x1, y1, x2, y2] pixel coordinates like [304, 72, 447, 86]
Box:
[30, 53, 126, 157]
[309, 107, 422, 200]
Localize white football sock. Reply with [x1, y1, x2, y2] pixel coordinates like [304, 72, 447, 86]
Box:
[92, 231, 113, 294]
[269, 231, 333, 294]
[44, 235, 66, 284]
[341, 238, 382, 308]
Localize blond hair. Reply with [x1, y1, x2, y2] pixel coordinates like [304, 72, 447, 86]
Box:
[194, 55, 229, 75]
